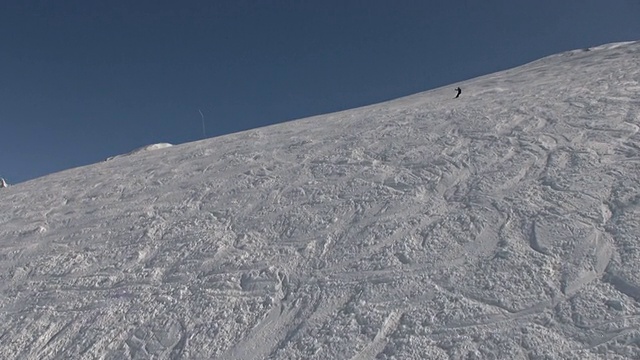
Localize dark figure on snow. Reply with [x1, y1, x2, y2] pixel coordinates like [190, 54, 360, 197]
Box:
[454, 87, 462, 98]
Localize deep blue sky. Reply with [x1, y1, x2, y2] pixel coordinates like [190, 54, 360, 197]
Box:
[2, 0, 639, 183]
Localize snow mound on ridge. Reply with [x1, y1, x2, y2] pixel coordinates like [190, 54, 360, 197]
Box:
[106, 143, 173, 161]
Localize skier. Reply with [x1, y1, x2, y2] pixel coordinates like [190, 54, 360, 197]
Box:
[454, 87, 462, 99]
[0, 178, 7, 188]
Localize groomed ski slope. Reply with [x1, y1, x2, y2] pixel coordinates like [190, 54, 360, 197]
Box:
[1, 41, 640, 359]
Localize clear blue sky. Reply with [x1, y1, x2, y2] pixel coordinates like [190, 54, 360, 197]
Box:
[2, 0, 639, 183]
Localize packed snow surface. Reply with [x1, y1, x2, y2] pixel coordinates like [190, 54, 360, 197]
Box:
[2, 41, 640, 359]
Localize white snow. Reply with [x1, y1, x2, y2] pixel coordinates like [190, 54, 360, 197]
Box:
[1, 41, 640, 359]
[105, 143, 174, 161]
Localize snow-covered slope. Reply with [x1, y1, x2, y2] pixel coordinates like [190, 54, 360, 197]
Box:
[2, 41, 640, 359]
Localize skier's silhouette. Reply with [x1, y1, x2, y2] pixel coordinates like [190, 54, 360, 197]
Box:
[454, 87, 462, 98]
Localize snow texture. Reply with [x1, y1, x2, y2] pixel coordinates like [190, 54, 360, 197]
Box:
[2, 41, 640, 359]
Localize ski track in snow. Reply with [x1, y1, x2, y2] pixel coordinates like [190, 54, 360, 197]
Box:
[1, 41, 640, 359]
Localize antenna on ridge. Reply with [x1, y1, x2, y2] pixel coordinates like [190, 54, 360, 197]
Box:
[198, 109, 206, 139]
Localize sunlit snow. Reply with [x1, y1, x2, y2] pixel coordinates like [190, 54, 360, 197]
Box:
[105, 143, 174, 161]
[1, 41, 640, 359]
